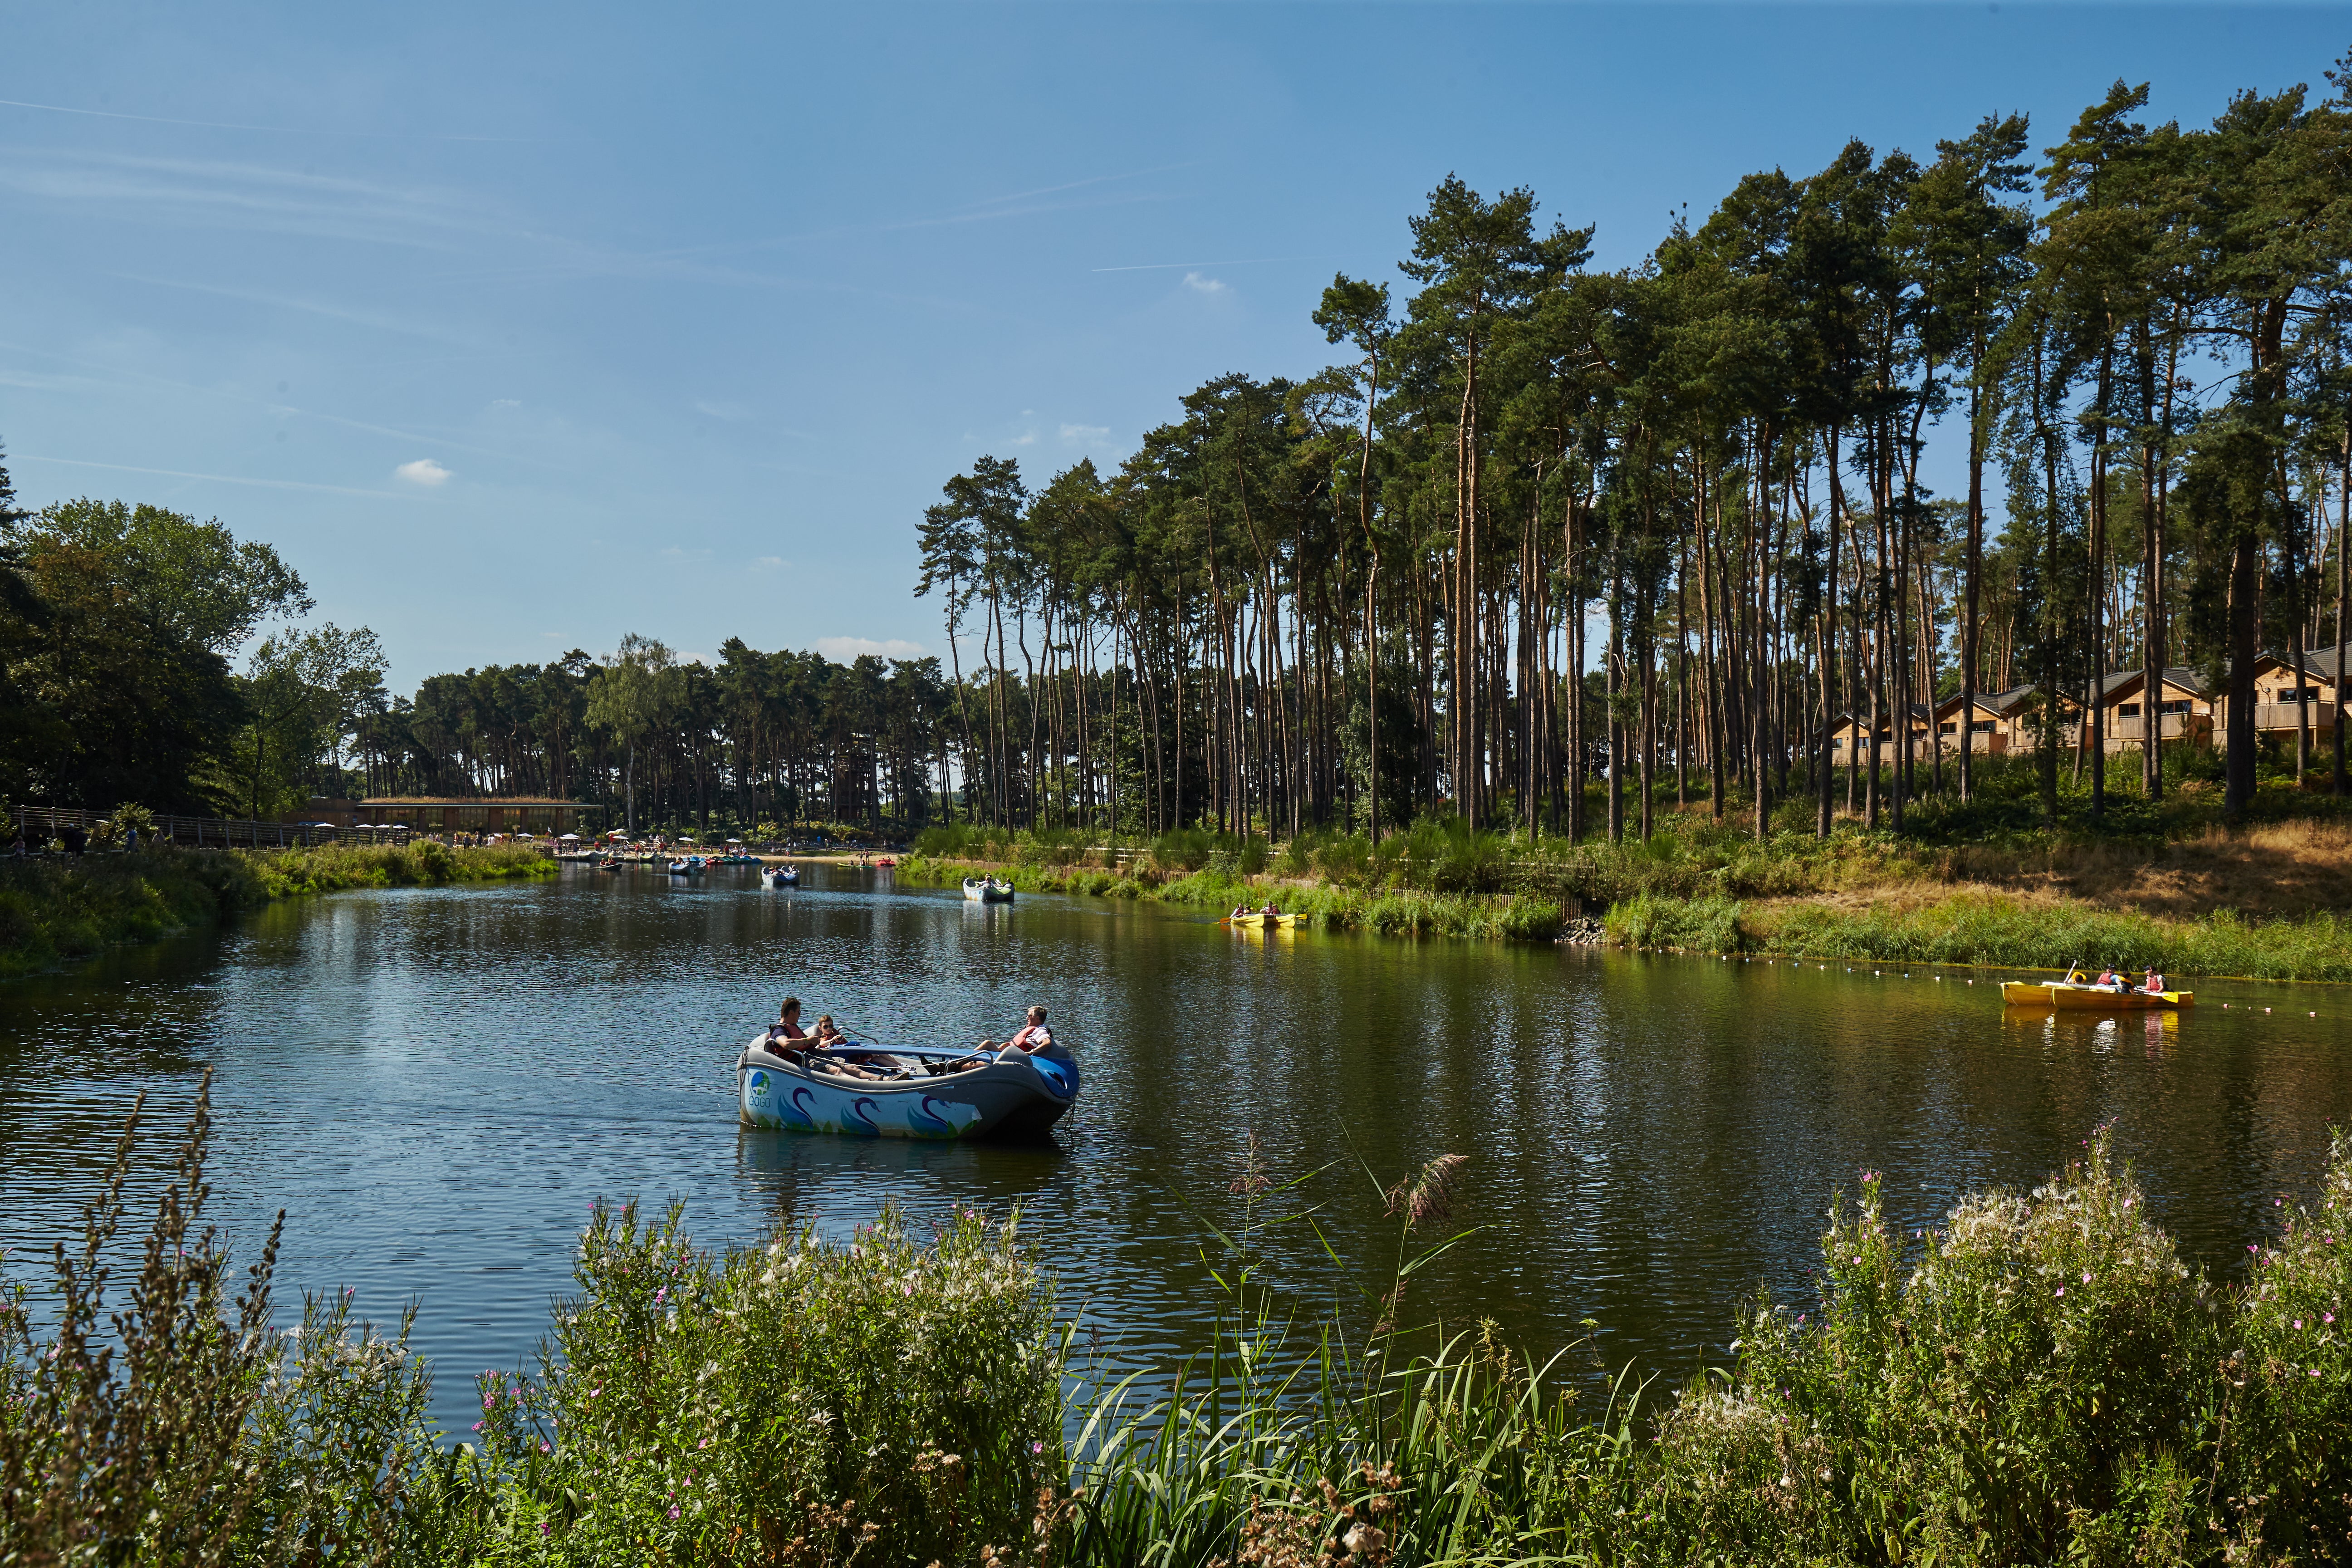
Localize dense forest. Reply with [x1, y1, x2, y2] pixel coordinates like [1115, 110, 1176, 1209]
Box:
[914, 62, 2352, 843]
[3, 59, 2347, 842]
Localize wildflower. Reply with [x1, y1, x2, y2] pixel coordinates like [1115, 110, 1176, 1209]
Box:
[1032, 1441, 1044, 1454]
[2056, 1287, 2065, 1298]
[668, 1505, 681, 1519]
[2082, 1271, 2092, 1285]
[2327, 1313, 2336, 1324]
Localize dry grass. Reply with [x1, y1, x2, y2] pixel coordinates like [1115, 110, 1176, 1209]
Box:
[1895, 822, 2352, 920]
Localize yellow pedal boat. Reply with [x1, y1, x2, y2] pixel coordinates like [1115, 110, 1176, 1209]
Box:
[2001, 980, 2194, 1010]
[1225, 911, 1303, 930]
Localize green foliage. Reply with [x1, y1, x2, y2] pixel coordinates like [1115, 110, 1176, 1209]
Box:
[1610, 887, 2352, 982]
[242, 841, 552, 898]
[25, 1103, 2352, 1563]
[0, 1078, 443, 1565]
[458, 1203, 1065, 1564]
[0, 843, 554, 976]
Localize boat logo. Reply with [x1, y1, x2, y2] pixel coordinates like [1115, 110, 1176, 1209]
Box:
[747, 1070, 770, 1102]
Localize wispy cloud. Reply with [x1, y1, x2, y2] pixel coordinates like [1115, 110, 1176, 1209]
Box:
[113, 273, 463, 341]
[1060, 423, 1111, 445]
[1183, 272, 1229, 296]
[394, 458, 451, 486]
[813, 636, 925, 662]
[694, 399, 752, 421]
[1092, 256, 1308, 273]
[0, 147, 509, 251]
[752, 555, 789, 569]
[0, 96, 531, 142]
[20, 455, 401, 498]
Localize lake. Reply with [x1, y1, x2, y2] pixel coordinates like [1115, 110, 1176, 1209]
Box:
[4, 862, 2349, 1436]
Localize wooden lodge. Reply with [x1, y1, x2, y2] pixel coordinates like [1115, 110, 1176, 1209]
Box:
[1817, 651, 2345, 763]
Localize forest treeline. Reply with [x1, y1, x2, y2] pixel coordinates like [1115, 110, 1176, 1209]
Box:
[916, 59, 2352, 844]
[0, 457, 952, 834]
[6, 60, 2349, 843]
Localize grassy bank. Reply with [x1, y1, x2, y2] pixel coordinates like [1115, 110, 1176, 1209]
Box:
[909, 803, 2352, 978]
[14, 1087, 2352, 1564]
[1604, 887, 2352, 983]
[0, 842, 556, 976]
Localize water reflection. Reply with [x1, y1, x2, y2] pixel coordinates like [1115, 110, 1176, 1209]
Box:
[1, 863, 2348, 1438]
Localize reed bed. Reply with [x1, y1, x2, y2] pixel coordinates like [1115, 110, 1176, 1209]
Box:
[14, 1089, 2352, 1563]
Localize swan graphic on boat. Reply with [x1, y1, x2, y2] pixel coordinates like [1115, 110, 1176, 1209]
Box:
[736, 1034, 1077, 1140]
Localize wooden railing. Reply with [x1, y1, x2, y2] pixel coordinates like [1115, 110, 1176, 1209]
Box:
[2253, 702, 2338, 732]
[12, 804, 411, 848]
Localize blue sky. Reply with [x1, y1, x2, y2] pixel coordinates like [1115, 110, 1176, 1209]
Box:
[5, 3, 2343, 690]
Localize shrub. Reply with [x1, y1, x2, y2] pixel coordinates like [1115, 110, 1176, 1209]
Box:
[0, 1077, 442, 1564]
[466, 1202, 1066, 1565]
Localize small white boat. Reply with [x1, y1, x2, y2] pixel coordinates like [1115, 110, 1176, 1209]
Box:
[761, 866, 800, 887]
[963, 877, 1015, 903]
[736, 1036, 1078, 1139]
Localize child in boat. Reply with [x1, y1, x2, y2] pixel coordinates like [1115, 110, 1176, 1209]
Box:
[2142, 970, 2168, 995]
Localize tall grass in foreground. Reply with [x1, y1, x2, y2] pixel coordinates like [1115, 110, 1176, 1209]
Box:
[14, 1093, 2352, 1563]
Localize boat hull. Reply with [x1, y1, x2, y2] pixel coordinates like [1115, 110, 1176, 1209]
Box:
[2001, 981, 2193, 1010]
[1226, 912, 1301, 930]
[962, 880, 1014, 903]
[736, 1039, 1076, 1140]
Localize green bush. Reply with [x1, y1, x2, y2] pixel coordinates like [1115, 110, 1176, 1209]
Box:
[465, 1202, 1064, 1564]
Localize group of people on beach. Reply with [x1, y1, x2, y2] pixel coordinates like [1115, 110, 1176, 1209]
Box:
[2070, 965, 2170, 995]
[759, 996, 1053, 1080]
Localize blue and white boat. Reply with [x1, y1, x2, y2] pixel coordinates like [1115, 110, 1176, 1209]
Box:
[735, 1035, 1078, 1140]
[761, 865, 800, 887]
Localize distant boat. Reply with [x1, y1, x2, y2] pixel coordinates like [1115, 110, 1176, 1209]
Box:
[1225, 911, 1302, 930]
[963, 877, 1014, 903]
[762, 866, 800, 887]
[668, 857, 703, 875]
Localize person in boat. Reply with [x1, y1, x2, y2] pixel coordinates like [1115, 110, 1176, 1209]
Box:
[1259, 900, 1279, 917]
[806, 1016, 891, 1080]
[765, 997, 810, 1051]
[2094, 966, 2125, 991]
[2142, 969, 2168, 995]
[949, 1006, 1054, 1071]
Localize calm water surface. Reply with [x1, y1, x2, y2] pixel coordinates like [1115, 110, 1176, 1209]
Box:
[5, 864, 2351, 1435]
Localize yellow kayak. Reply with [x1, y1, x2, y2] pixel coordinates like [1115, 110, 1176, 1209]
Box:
[1225, 912, 1302, 930]
[2001, 980, 2194, 1010]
